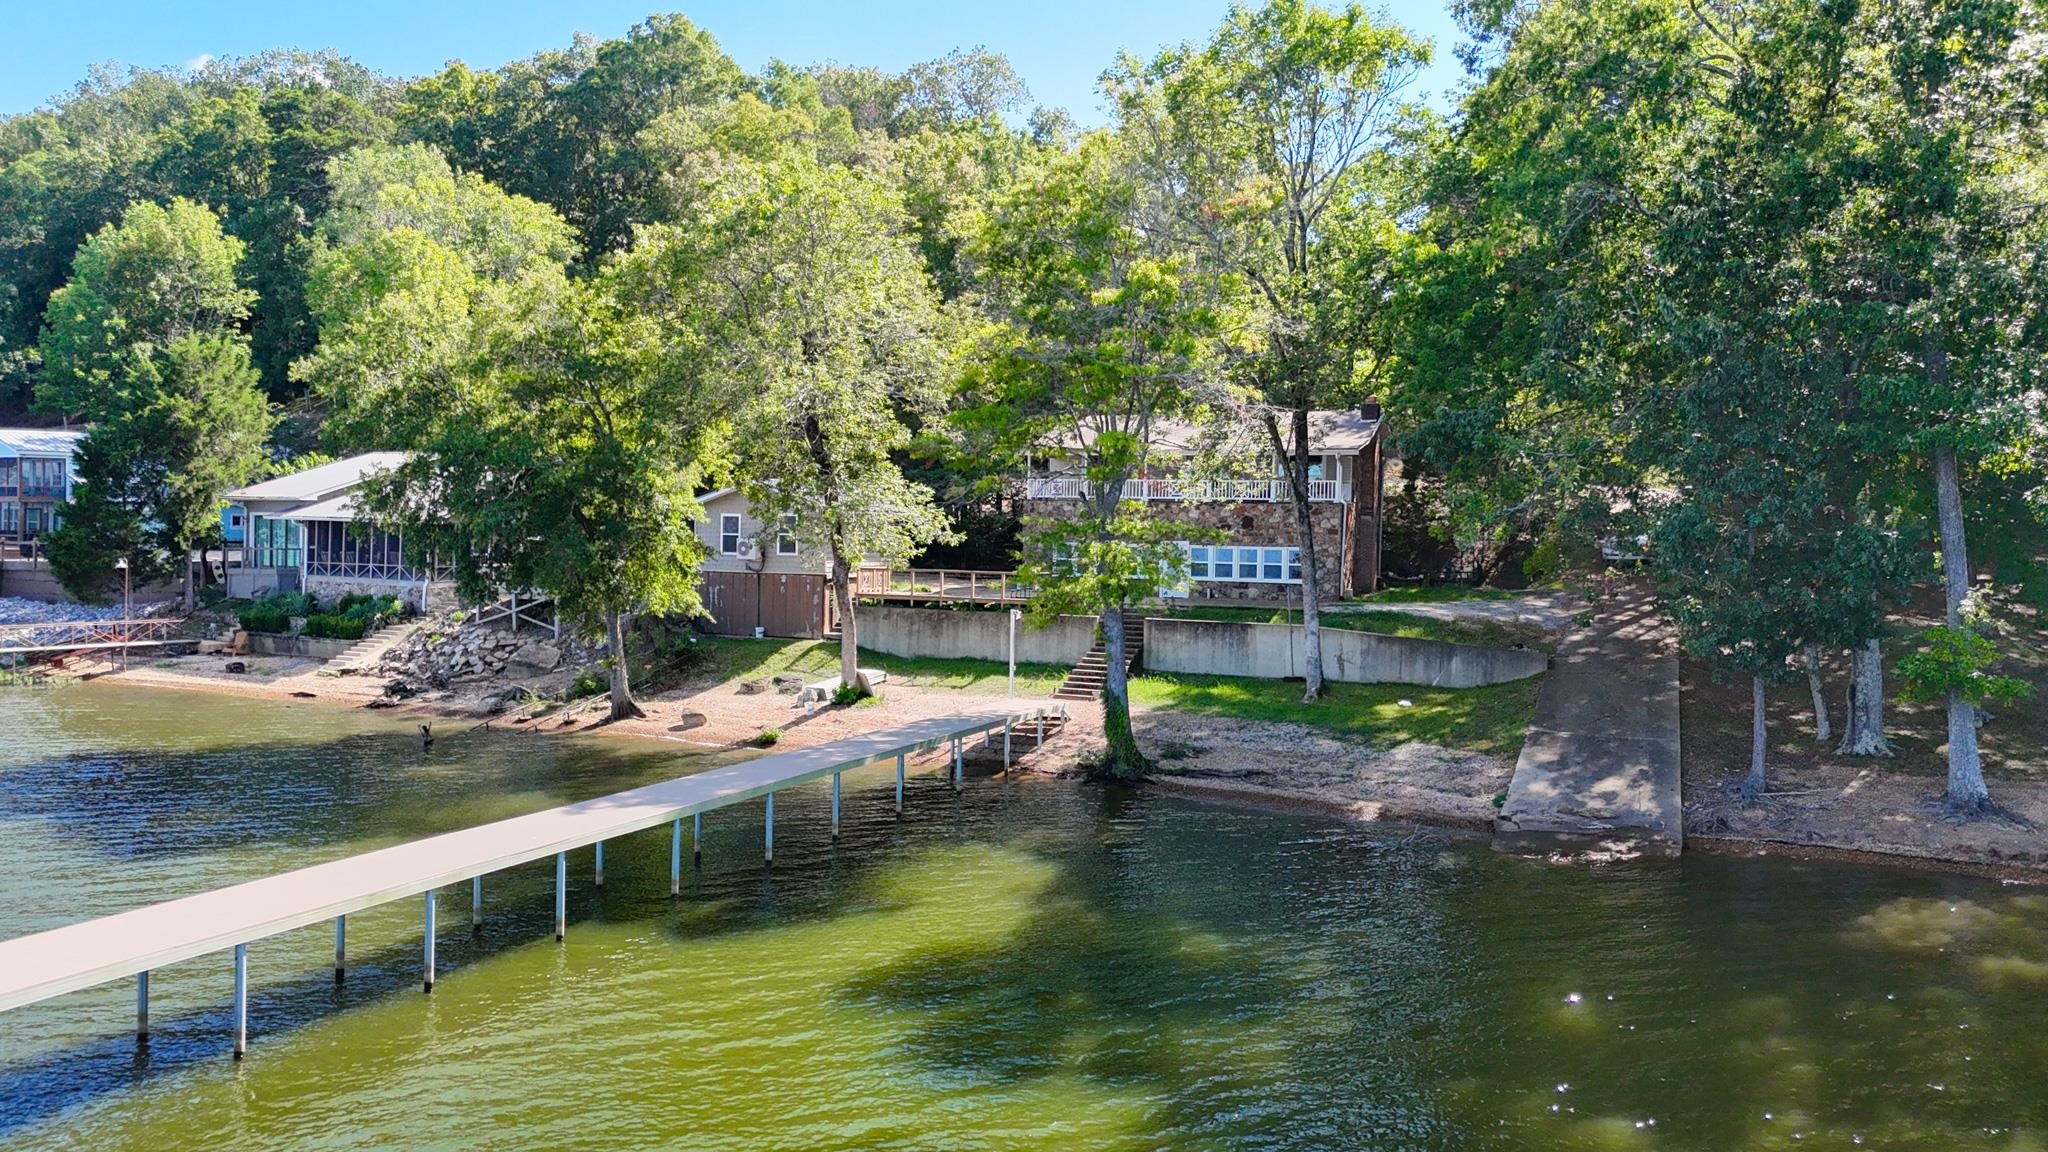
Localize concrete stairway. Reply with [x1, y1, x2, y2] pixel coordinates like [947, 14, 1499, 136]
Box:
[321, 619, 428, 677]
[1054, 614, 1144, 702]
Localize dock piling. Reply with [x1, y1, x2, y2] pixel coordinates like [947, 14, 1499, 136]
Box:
[693, 812, 702, 866]
[554, 852, 566, 941]
[422, 890, 437, 993]
[0, 707, 1069, 1058]
[231, 944, 247, 1059]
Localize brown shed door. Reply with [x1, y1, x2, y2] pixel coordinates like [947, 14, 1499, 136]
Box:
[697, 571, 826, 638]
[760, 574, 826, 639]
[698, 571, 756, 636]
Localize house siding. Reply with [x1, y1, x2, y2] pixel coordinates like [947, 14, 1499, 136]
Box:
[696, 491, 829, 577]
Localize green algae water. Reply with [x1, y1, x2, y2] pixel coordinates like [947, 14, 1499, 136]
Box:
[2, 685, 2046, 1150]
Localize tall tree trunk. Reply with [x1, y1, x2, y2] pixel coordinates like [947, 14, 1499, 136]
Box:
[1932, 442, 1991, 813]
[605, 609, 644, 722]
[1742, 674, 1768, 801]
[1099, 607, 1145, 776]
[1837, 638, 1893, 756]
[831, 551, 859, 694]
[1803, 646, 1832, 743]
[1273, 407, 1323, 701]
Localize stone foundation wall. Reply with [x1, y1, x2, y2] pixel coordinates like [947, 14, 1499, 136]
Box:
[1016, 497, 1359, 601]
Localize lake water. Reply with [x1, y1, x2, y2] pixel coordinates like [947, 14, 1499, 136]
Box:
[1, 683, 2044, 1150]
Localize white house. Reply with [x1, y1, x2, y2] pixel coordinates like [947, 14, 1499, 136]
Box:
[223, 453, 450, 610]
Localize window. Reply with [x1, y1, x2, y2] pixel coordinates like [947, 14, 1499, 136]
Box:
[1182, 543, 1301, 584]
[719, 513, 742, 555]
[776, 514, 799, 556]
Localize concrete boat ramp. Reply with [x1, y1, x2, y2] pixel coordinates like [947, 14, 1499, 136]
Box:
[0, 704, 1066, 1055]
[1495, 591, 1683, 856]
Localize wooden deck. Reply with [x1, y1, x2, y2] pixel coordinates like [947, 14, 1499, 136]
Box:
[0, 704, 1067, 1021]
[854, 567, 1032, 605]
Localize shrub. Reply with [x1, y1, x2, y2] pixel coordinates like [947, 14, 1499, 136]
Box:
[570, 668, 607, 699]
[756, 728, 783, 746]
[832, 681, 866, 707]
[237, 604, 292, 634]
[236, 590, 310, 634]
[304, 613, 371, 640]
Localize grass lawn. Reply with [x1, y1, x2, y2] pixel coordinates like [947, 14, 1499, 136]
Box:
[1151, 603, 1552, 651]
[1129, 672, 1541, 758]
[669, 635, 1069, 697]
[671, 634, 1544, 758]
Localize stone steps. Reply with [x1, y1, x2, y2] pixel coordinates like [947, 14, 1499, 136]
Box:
[320, 620, 429, 677]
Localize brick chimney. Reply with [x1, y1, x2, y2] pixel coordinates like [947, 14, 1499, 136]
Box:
[1360, 396, 1382, 421]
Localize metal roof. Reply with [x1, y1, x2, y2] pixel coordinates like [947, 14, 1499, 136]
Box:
[0, 428, 88, 457]
[224, 452, 407, 504]
[276, 492, 364, 522]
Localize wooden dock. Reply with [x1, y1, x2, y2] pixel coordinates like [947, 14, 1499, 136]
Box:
[0, 704, 1068, 1055]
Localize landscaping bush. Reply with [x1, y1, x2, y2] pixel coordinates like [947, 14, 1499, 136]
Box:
[237, 603, 292, 634]
[303, 613, 371, 640]
[237, 591, 310, 634]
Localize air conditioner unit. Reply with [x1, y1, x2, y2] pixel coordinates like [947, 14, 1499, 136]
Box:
[747, 541, 764, 562]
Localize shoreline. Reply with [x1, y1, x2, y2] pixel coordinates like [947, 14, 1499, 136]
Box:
[57, 658, 2048, 883]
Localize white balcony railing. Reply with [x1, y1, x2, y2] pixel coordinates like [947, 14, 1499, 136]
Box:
[1026, 476, 1348, 503]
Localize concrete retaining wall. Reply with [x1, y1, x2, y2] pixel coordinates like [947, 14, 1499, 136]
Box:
[246, 632, 356, 661]
[856, 606, 1098, 665]
[1143, 617, 1548, 688]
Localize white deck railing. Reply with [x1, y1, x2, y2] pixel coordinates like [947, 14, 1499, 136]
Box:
[1025, 476, 1347, 503]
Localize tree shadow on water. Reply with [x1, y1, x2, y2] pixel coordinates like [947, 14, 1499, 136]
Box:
[832, 843, 1316, 1134]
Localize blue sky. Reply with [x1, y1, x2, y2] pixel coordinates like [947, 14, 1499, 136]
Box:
[2, 1, 1471, 121]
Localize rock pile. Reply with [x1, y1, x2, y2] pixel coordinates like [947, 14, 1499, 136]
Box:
[377, 612, 600, 696]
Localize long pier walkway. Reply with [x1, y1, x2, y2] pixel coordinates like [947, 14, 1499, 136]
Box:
[0, 704, 1067, 1055]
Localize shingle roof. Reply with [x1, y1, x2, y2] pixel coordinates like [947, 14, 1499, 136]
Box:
[1050, 410, 1381, 456]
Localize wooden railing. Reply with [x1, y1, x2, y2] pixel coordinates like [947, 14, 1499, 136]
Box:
[1024, 476, 1348, 503]
[854, 567, 1033, 605]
